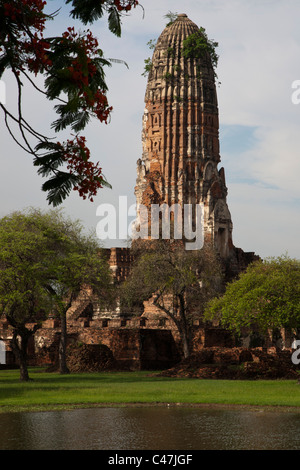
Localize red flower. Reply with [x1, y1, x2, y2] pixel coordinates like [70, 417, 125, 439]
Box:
[59, 136, 104, 202]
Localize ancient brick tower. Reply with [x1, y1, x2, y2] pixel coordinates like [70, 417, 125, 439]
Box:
[135, 13, 234, 258]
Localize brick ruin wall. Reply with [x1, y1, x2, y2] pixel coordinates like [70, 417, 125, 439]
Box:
[1, 309, 297, 371]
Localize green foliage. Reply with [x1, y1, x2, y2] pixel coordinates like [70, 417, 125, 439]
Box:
[163, 71, 174, 82]
[0, 211, 53, 326]
[166, 47, 175, 58]
[141, 39, 156, 77]
[182, 27, 219, 75]
[147, 39, 157, 51]
[33, 209, 113, 310]
[164, 11, 178, 26]
[142, 18, 219, 85]
[65, 1, 130, 34]
[66, 0, 140, 36]
[123, 240, 222, 314]
[0, 208, 113, 379]
[44, 39, 111, 131]
[66, 0, 107, 24]
[205, 255, 300, 336]
[34, 131, 112, 206]
[0, 208, 112, 321]
[141, 56, 153, 77]
[107, 5, 122, 38]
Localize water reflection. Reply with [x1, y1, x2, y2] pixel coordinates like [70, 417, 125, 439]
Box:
[0, 406, 300, 450]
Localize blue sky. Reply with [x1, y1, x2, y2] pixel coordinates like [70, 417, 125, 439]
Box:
[1, 0, 300, 259]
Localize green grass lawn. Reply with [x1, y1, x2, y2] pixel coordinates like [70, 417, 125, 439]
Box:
[1, 367, 300, 413]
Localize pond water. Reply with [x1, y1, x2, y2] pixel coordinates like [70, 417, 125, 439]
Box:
[0, 406, 300, 451]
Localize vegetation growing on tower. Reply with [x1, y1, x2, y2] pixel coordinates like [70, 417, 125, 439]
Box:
[142, 13, 219, 82]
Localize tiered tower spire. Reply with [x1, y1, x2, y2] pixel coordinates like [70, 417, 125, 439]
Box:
[135, 14, 233, 257]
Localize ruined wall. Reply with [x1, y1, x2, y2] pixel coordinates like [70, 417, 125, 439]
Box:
[1, 312, 297, 371]
[34, 318, 181, 370]
[0, 313, 238, 370]
[108, 247, 134, 283]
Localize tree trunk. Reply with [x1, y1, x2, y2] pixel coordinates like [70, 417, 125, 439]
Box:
[178, 322, 192, 359]
[19, 356, 30, 381]
[11, 331, 31, 381]
[59, 312, 70, 374]
[178, 293, 192, 359]
[181, 331, 191, 359]
[154, 293, 192, 359]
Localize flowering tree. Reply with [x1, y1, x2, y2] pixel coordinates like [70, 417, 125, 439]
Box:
[0, 0, 139, 205]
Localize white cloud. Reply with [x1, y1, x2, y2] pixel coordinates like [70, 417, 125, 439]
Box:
[228, 182, 299, 259]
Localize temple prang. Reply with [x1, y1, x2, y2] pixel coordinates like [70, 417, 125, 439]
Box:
[135, 14, 235, 259]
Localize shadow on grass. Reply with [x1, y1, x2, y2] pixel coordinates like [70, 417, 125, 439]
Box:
[0, 367, 188, 388]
